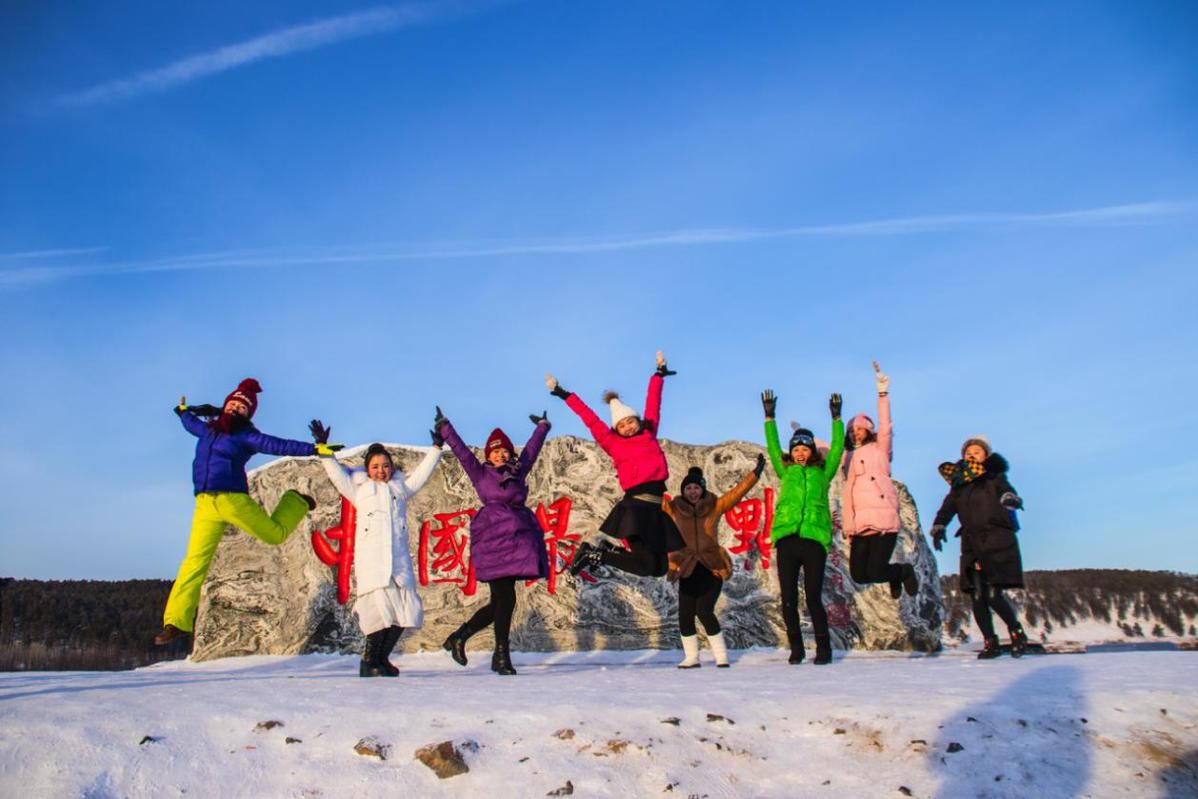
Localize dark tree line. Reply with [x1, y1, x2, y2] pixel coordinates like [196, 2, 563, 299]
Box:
[0, 577, 190, 670]
[941, 569, 1198, 641]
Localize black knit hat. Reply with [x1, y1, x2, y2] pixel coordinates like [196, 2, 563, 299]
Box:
[680, 466, 706, 492]
[788, 426, 816, 452]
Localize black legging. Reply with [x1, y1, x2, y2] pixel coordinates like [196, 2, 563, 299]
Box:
[462, 577, 518, 647]
[969, 564, 1019, 639]
[849, 533, 904, 585]
[776, 535, 828, 648]
[600, 540, 662, 577]
[678, 563, 723, 637]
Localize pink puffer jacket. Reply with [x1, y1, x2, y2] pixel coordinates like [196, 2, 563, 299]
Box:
[841, 393, 901, 536]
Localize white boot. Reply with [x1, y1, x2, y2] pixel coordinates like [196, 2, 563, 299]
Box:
[708, 631, 730, 668]
[678, 634, 701, 669]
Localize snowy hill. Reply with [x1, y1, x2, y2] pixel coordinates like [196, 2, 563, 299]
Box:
[1, 648, 1195, 798]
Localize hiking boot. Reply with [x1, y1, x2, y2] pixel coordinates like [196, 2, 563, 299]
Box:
[889, 578, 902, 600]
[977, 636, 1002, 660]
[153, 624, 188, 646]
[378, 626, 402, 677]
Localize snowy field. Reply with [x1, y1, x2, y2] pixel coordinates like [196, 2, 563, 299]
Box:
[1, 647, 1195, 799]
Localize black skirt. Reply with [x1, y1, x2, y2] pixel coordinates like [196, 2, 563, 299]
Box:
[599, 480, 684, 555]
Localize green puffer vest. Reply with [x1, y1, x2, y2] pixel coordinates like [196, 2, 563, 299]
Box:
[764, 418, 845, 551]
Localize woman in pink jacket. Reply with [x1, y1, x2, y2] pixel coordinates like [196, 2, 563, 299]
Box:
[548, 351, 682, 578]
[841, 362, 918, 599]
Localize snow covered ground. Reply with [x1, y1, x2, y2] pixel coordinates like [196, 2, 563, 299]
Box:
[2, 647, 1195, 799]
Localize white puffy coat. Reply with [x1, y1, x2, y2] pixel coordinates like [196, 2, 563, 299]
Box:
[320, 447, 442, 595]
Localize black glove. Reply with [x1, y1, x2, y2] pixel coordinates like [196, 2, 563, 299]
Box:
[551, 385, 570, 400]
[308, 419, 331, 445]
[430, 427, 445, 447]
[1000, 492, 1023, 511]
[434, 405, 447, 427]
[929, 524, 947, 552]
[529, 410, 550, 426]
[829, 393, 842, 420]
[761, 389, 777, 419]
[754, 453, 766, 478]
[189, 403, 222, 417]
[655, 363, 677, 378]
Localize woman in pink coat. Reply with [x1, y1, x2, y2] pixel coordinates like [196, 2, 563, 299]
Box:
[841, 362, 918, 599]
[547, 351, 682, 578]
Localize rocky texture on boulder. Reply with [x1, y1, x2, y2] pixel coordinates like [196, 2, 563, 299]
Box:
[191, 437, 941, 661]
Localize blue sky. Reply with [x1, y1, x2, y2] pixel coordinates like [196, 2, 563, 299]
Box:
[1, 1, 1196, 580]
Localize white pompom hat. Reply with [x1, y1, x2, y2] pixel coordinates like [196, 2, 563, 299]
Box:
[605, 391, 638, 427]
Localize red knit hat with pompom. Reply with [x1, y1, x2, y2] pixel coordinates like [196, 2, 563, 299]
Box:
[484, 428, 514, 460]
[224, 378, 262, 418]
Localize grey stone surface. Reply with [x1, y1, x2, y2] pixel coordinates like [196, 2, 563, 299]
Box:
[191, 437, 941, 661]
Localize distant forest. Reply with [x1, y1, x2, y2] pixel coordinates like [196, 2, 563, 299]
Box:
[941, 569, 1198, 641]
[3, 570, 1196, 670]
[0, 578, 190, 670]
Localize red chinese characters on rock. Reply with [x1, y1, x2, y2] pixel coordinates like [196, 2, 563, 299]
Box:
[311, 496, 357, 605]
[528, 497, 591, 594]
[725, 487, 775, 571]
[417, 509, 478, 596]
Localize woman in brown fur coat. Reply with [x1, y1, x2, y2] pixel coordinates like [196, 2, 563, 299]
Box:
[663, 454, 765, 668]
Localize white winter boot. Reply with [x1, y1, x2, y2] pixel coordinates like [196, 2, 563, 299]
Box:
[708, 631, 730, 668]
[678, 634, 701, 669]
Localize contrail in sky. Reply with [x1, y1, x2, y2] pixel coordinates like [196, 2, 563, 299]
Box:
[56, 2, 473, 108]
[0, 201, 1189, 290]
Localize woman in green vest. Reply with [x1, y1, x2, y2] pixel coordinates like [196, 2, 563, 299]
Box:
[761, 389, 845, 665]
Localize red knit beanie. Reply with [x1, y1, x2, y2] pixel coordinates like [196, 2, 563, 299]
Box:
[224, 378, 262, 418]
[484, 428, 514, 459]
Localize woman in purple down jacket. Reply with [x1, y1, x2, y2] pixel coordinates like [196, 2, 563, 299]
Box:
[435, 407, 551, 676]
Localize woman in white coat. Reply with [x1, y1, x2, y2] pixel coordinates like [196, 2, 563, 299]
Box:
[315, 429, 442, 677]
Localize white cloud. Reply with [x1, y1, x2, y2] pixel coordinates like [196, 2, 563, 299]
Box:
[56, 3, 463, 108]
[1, 201, 1189, 290]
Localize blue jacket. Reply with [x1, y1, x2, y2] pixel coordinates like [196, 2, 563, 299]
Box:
[179, 411, 314, 495]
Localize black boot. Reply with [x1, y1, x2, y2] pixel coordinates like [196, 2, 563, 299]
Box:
[568, 542, 604, 576]
[360, 631, 386, 677]
[787, 631, 805, 665]
[491, 642, 517, 676]
[977, 636, 1002, 660]
[442, 624, 472, 667]
[378, 626, 402, 677]
[1008, 625, 1028, 658]
[813, 635, 833, 665]
[902, 563, 919, 597]
[889, 577, 903, 600]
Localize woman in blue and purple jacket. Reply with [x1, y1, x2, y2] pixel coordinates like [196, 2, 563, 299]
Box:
[155, 378, 341, 646]
[435, 406, 551, 676]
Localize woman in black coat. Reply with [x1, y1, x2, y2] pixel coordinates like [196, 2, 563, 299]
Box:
[930, 436, 1028, 659]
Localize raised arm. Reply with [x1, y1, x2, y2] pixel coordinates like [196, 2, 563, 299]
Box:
[176, 408, 208, 438]
[519, 416, 552, 472]
[823, 417, 846, 481]
[875, 363, 893, 461]
[244, 429, 317, 458]
[714, 467, 761, 516]
[402, 446, 443, 498]
[763, 419, 787, 479]
[320, 456, 357, 500]
[643, 373, 664, 432]
[439, 418, 486, 486]
[564, 393, 615, 450]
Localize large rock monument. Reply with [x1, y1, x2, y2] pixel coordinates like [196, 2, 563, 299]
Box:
[191, 437, 941, 661]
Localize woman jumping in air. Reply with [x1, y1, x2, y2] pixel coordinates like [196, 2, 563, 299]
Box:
[841, 362, 918, 599]
[548, 351, 681, 578]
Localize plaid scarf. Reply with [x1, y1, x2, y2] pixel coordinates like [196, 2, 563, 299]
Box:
[938, 458, 985, 488]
